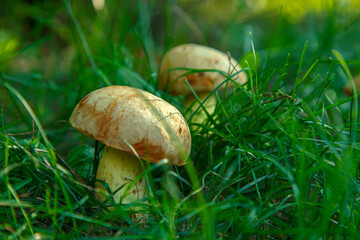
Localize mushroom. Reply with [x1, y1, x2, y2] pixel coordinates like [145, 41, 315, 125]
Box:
[69, 86, 191, 208]
[343, 75, 360, 96]
[158, 43, 247, 127]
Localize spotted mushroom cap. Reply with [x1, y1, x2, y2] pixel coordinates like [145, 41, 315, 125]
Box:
[69, 86, 191, 166]
[158, 43, 247, 95]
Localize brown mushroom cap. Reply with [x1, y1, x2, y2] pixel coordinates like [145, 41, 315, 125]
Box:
[69, 86, 191, 166]
[158, 43, 247, 95]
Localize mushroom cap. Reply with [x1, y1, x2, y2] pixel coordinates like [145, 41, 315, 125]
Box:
[69, 86, 191, 166]
[158, 43, 247, 95]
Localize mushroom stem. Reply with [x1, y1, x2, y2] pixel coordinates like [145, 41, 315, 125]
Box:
[185, 93, 217, 129]
[95, 146, 146, 204]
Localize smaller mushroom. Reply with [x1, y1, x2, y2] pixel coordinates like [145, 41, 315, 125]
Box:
[343, 75, 360, 96]
[69, 86, 191, 216]
[158, 43, 247, 127]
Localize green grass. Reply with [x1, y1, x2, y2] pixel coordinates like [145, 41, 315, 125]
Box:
[1, 0, 360, 239]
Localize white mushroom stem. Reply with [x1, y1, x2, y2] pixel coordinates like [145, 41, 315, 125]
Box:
[95, 146, 146, 204]
[185, 93, 217, 129]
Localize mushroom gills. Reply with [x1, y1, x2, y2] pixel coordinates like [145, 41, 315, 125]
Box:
[95, 146, 146, 204]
